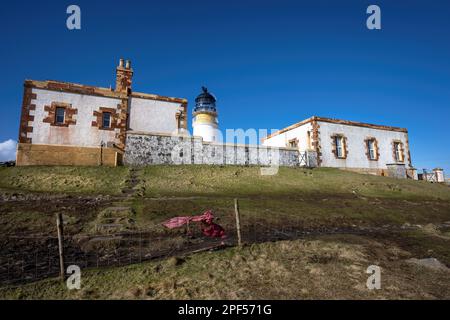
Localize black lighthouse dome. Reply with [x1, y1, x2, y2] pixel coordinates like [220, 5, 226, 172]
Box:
[193, 87, 217, 114]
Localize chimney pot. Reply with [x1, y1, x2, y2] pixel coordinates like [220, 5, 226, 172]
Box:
[115, 59, 133, 93]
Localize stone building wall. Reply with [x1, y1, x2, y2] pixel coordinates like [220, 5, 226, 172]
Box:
[124, 132, 301, 167]
[318, 121, 411, 169]
[16, 60, 189, 167]
[27, 87, 123, 148]
[263, 116, 412, 172]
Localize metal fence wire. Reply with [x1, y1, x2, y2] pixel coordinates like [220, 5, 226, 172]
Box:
[0, 199, 369, 286]
[0, 207, 236, 285]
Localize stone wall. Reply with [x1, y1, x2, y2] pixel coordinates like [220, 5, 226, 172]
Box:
[124, 132, 302, 167]
[386, 163, 407, 179]
[342, 164, 412, 179]
[339, 167, 386, 176]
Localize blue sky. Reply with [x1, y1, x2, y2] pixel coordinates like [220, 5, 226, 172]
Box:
[0, 0, 449, 173]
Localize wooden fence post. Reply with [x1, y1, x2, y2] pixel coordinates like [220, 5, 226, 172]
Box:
[56, 213, 65, 282]
[234, 198, 242, 247]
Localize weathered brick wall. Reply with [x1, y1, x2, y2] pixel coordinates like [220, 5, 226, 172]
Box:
[124, 133, 301, 167]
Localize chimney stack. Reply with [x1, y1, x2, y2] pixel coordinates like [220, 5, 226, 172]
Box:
[115, 58, 133, 93]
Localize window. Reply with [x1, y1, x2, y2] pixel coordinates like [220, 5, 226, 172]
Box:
[93, 108, 116, 130]
[335, 136, 344, 158]
[307, 131, 312, 149]
[288, 138, 298, 148]
[365, 137, 379, 161]
[367, 139, 376, 160]
[102, 112, 111, 128]
[394, 142, 403, 162]
[331, 134, 347, 159]
[55, 107, 65, 124]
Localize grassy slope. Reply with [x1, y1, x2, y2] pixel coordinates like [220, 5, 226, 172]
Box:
[141, 166, 450, 200]
[1, 166, 449, 231]
[1, 165, 449, 200]
[1, 234, 449, 300]
[1, 166, 450, 299]
[133, 166, 450, 228]
[131, 196, 450, 231]
[0, 166, 129, 195]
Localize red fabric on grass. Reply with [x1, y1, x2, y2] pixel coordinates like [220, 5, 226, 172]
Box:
[162, 210, 226, 239]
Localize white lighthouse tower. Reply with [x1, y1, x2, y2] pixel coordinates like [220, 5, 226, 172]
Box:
[192, 87, 220, 142]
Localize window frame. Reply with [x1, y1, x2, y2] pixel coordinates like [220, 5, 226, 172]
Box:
[288, 138, 299, 148]
[368, 140, 375, 160]
[43, 102, 77, 127]
[363, 137, 379, 161]
[55, 107, 66, 125]
[306, 131, 313, 150]
[393, 141, 404, 162]
[93, 107, 116, 131]
[335, 136, 343, 158]
[330, 134, 348, 159]
[102, 112, 112, 129]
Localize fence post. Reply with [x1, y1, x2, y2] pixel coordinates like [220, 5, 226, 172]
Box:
[35, 251, 38, 279]
[56, 213, 65, 282]
[139, 231, 142, 263]
[234, 198, 242, 247]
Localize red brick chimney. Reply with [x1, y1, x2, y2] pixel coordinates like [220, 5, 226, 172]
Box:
[115, 58, 133, 93]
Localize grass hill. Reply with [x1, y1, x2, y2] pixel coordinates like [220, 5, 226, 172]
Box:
[1, 165, 449, 200]
[0, 165, 449, 299]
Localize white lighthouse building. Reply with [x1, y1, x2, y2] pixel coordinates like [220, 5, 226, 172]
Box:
[192, 87, 221, 142]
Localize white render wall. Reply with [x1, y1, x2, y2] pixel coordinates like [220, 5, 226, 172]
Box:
[128, 97, 183, 134]
[318, 121, 410, 169]
[262, 123, 313, 151]
[263, 120, 411, 170]
[30, 88, 120, 147]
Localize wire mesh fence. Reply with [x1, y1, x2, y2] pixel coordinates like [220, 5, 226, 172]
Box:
[0, 207, 237, 285]
[0, 199, 370, 286]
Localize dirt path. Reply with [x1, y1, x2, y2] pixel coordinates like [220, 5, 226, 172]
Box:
[92, 167, 147, 235]
[121, 167, 142, 197]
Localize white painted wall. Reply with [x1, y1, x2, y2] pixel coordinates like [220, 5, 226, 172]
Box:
[30, 88, 120, 147]
[128, 97, 183, 134]
[318, 121, 410, 169]
[434, 169, 445, 183]
[263, 120, 411, 169]
[263, 123, 313, 151]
